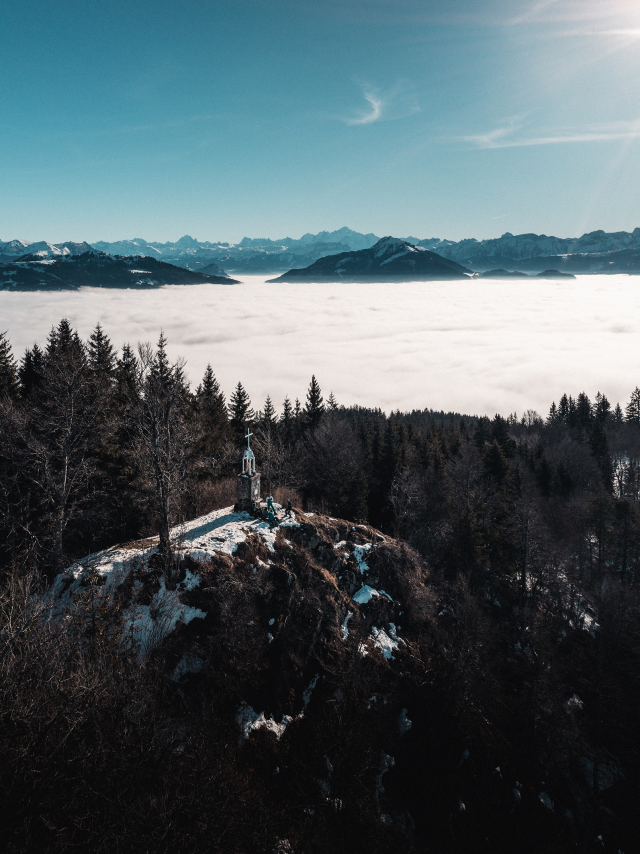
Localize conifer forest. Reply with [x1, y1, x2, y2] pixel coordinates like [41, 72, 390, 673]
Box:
[1, 320, 640, 854]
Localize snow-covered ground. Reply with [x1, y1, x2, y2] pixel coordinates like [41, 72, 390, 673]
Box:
[49, 505, 301, 656]
[48, 503, 398, 656]
[2, 274, 639, 416]
[47, 501, 407, 742]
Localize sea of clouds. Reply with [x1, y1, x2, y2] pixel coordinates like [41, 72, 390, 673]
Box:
[1, 274, 639, 418]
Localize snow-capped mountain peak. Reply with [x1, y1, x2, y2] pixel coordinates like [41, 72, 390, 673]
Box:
[372, 236, 422, 262]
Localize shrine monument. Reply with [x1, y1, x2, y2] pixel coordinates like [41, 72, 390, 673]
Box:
[236, 428, 261, 512]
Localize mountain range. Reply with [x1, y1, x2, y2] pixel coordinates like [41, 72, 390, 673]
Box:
[428, 228, 640, 273]
[86, 226, 640, 275]
[268, 237, 472, 282]
[2, 226, 640, 281]
[87, 228, 380, 275]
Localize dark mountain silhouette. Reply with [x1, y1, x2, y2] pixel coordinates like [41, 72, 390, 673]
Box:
[431, 228, 640, 272]
[477, 269, 530, 278]
[0, 251, 238, 290]
[510, 248, 640, 275]
[268, 237, 472, 282]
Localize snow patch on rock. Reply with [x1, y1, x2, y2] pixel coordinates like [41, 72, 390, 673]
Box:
[371, 626, 399, 660]
[341, 610, 353, 639]
[352, 584, 392, 604]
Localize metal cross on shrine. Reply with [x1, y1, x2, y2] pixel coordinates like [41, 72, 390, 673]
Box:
[242, 427, 256, 475]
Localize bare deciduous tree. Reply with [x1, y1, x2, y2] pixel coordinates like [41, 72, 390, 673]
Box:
[129, 340, 199, 575]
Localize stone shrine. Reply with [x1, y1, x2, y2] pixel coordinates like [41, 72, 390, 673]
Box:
[236, 428, 261, 512]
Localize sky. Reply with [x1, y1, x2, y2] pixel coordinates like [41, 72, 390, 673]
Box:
[2, 0, 639, 244]
[2, 275, 639, 419]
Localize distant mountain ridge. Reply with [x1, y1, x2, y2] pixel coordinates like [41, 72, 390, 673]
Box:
[3, 226, 640, 276]
[430, 228, 640, 272]
[88, 227, 382, 274]
[88, 225, 640, 274]
[268, 236, 472, 282]
[0, 240, 94, 264]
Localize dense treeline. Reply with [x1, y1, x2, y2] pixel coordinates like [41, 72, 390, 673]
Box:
[2, 320, 640, 853]
[0, 320, 475, 576]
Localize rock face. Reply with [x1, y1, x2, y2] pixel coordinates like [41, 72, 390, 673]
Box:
[0, 251, 239, 290]
[268, 237, 473, 282]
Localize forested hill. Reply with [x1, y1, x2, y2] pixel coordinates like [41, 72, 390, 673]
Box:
[1, 321, 640, 853]
[0, 250, 238, 290]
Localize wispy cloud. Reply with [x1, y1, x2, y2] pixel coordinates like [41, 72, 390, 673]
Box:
[460, 120, 640, 149]
[341, 82, 420, 126]
[345, 89, 384, 125]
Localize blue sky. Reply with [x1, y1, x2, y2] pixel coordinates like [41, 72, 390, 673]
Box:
[2, 0, 639, 243]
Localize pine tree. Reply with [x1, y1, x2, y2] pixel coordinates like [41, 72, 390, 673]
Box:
[228, 382, 254, 439]
[46, 318, 82, 363]
[491, 414, 512, 451]
[197, 365, 227, 420]
[281, 396, 294, 443]
[594, 392, 611, 423]
[115, 344, 140, 400]
[473, 417, 490, 448]
[87, 323, 115, 377]
[152, 331, 172, 388]
[0, 331, 19, 400]
[194, 365, 228, 459]
[576, 392, 592, 430]
[259, 395, 277, 429]
[27, 321, 108, 568]
[18, 344, 44, 398]
[547, 401, 559, 424]
[327, 391, 338, 411]
[613, 402, 624, 424]
[625, 387, 640, 424]
[483, 439, 509, 486]
[590, 419, 613, 493]
[559, 394, 570, 423]
[304, 375, 324, 430]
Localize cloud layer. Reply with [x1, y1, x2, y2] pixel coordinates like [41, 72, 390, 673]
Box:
[1, 274, 639, 418]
